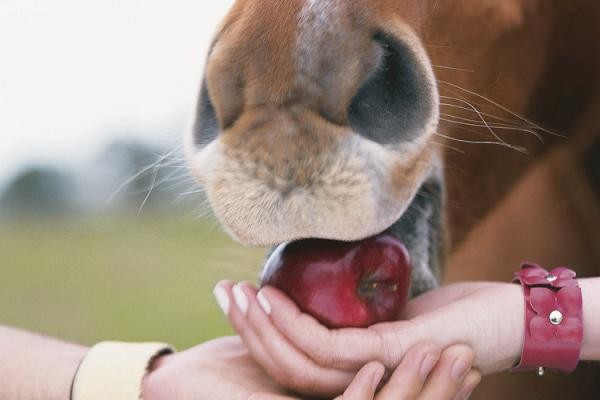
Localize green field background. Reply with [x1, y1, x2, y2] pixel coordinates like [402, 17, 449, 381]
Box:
[0, 217, 266, 350]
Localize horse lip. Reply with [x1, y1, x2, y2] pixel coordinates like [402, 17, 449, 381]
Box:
[274, 181, 429, 247]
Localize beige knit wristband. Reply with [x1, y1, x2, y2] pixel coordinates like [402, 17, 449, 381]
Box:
[71, 342, 174, 400]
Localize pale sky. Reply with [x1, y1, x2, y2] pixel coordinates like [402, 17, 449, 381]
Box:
[0, 0, 234, 185]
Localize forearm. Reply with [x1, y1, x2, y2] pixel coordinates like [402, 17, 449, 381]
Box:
[580, 278, 600, 361]
[0, 326, 87, 400]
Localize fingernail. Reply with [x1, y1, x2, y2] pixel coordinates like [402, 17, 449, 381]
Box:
[371, 365, 385, 392]
[419, 354, 438, 379]
[257, 290, 272, 315]
[463, 390, 474, 400]
[213, 285, 230, 315]
[451, 359, 471, 382]
[233, 284, 249, 315]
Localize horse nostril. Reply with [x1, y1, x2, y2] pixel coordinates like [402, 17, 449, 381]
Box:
[192, 79, 219, 147]
[348, 33, 437, 145]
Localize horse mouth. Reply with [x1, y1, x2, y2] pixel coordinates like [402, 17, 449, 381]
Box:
[267, 178, 444, 297]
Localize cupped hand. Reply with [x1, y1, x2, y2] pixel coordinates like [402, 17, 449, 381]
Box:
[217, 280, 523, 397]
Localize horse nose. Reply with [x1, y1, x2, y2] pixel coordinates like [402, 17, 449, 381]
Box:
[192, 30, 438, 150]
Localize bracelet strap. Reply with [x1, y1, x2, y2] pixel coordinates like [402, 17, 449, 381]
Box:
[512, 263, 583, 374]
[71, 342, 174, 400]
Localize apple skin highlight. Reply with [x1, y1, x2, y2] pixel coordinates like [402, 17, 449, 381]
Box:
[260, 234, 412, 328]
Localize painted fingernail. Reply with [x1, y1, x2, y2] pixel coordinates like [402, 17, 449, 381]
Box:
[213, 285, 230, 315]
[233, 284, 249, 315]
[257, 290, 272, 315]
[451, 359, 471, 382]
[371, 365, 386, 392]
[419, 354, 439, 380]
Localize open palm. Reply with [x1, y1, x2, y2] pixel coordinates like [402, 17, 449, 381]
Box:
[143, 336, 293, 400]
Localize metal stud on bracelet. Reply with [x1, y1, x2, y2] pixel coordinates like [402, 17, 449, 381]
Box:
[549, 310, 563, 325]
[511, 263, 584, 375]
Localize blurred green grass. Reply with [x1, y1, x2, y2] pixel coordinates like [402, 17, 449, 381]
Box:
[0, 217, 266, 350]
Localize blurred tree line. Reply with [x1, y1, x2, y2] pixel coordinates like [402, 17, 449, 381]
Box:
[0, 140, 202, 220]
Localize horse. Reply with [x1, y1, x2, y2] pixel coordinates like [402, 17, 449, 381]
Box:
[186, 1, 600, 398]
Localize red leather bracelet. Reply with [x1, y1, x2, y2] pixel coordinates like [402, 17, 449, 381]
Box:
[512, 263, 583, 375]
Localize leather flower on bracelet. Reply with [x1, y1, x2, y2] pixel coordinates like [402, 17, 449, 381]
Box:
[518, 263, 578, 288]
[528, 286, 583, 342]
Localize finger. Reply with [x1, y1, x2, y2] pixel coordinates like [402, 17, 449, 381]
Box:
[418, 345, 475, 400]
[376, 344, 441, 400]
[213, 281, 280, 375]
[237, 283, 355, 395]
[257, 286, 401, 369]
[452, 370, 481, 400]
[225, 282, 355, 397]
[333, 362, 385, 400]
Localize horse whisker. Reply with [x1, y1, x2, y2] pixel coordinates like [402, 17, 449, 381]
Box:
[138, 164, 160, 214]
[439, 115, 545, 143]
[431, 64, 475, 73]
[434, 132, 528, 154]
[439, 92, 510, 146]
[438, 80, 564, 138]
[440, 102, 536, 126]
[106, 147, 177, 206]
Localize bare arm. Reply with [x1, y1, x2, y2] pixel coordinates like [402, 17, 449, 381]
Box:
[220, 275, 600, 396]
[406, 278, 600, 361]
[1, 278, 598, 400]
[581, 278, 600, 361]
[0, 326, 87, 400]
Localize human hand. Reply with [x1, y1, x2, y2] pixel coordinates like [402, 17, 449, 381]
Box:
[339, 344, 480, 400]
[216, 281, 506, 397]
[253, 345, 480, 400]
[336, 344, 480, 400]
[143, 333, 442, 400]
[142, 336, 292, 400]
[141, 331, 480, 400]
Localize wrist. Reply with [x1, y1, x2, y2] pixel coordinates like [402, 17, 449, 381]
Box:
[53, 344, 88, 400]
[141, 353, 174, 400]
[408, 283, 524, 375]
[580, 278, 600, 361]
[451, 283, 524, 374]
[478, 283, 524, 373]
[500, 283, 526, 370]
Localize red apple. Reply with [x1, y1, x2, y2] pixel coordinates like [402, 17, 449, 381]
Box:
[260, 233, 411, 328]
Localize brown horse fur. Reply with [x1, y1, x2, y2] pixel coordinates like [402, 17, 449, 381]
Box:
[187, 1, 600, 398]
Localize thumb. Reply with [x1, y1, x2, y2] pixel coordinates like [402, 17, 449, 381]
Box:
[335, 362, 385, 400]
